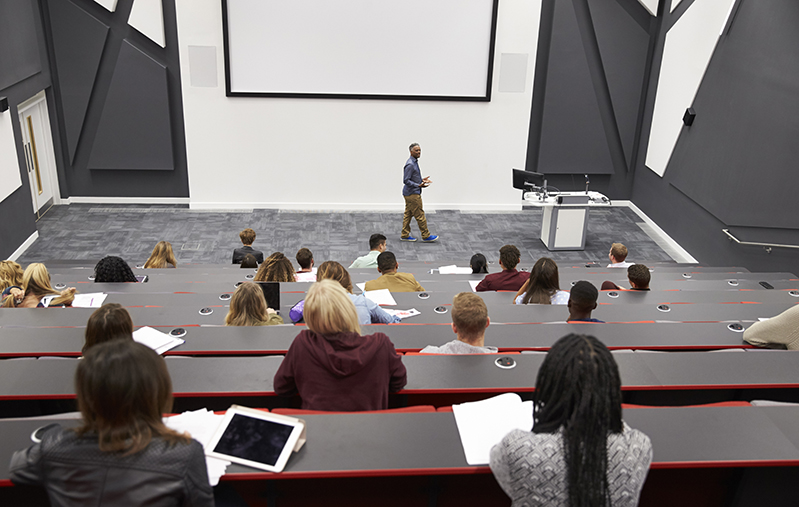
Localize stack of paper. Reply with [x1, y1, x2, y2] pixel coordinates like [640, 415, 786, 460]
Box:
[468, 280, 481, 292]
[383, 308, 421, 319]
[71, 293, 108, 308]
[452, 393, 534, 465]
[439, 265, 474, 274]
[363, 288, 397, 306]
[133, 326, 185, 354]
[164, 409, 229, 485]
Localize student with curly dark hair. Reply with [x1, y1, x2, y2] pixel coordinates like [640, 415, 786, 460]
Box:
[94, 256, 138, 283]
[254, 252, 296, 283]
[490, 334, 652, 506]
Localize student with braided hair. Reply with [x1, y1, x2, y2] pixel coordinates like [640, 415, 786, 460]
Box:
[254, 252, 296, 283]
[490, 334, 652, 506]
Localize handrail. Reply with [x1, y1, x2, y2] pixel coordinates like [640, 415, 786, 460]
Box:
[722, 229, 799, 254]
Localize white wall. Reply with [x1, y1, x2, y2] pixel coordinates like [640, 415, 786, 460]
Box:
[644, 0, 735, 177]
[0, 110, 23, 203]
[175, 0, 541, 210]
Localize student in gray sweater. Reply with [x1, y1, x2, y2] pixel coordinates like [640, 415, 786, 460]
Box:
[420, 292, 498, 354]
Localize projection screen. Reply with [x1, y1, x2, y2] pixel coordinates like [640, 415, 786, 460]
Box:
[222, 0, 499, 100]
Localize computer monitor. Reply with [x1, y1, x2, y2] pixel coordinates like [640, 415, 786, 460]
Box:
[512, 169, 546, 191]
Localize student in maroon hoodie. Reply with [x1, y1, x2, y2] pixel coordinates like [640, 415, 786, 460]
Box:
[273, 279, 407, 411]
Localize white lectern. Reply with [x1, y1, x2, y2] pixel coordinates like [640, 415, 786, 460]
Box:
[523, 192, 608, 251]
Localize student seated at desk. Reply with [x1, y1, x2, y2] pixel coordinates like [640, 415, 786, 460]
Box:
[143, 241, 177, 268]
[274, 279, 407, 411]
[420, 292, 497, 354]
[475, 245, 528, 292]
[470, 253, 488, 274]
[350, 233, 387, 269]
[240, 253, 258, 268]
[2, 263, 76, 308]
[94, 256, 137, 283]
[490, 334, 652, 506]
[294, 247, 317, 282]
[364, 251, 425, 292]
[232, 227, 264, 265]
[225, 282, 284, 326]
[9, 340, 214, 506]
[255, 252, 296, 283]
[83, 303, 134, 353]
[567, 281, 603, 323]
[515, 257, 570, 305]
[608, 242, 634, 268]
[601, 264, 651, 291]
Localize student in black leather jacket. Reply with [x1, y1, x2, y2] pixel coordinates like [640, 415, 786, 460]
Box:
[9, 340, 214, 506]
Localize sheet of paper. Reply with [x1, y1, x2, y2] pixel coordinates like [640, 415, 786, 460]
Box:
[363, 288, 397, 306]
[71, 292, 108, 308]
[165, 409, 230, 486]
[383, 308, 421, 319]
[468, 280, 480, 292]
[355, 282, 366, 292]
[439, 265, 474, 274]
[452, 393, 534, 465]
[133, 326, 185, 354]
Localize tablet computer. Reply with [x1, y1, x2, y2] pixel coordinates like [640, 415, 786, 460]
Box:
[255, 281, 281, 312]
[206, 405, 305, 473]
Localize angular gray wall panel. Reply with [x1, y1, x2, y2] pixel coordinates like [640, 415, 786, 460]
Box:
[47, 0, 109, 163]
[667, 0, 799, 230]
[0, 1, 42, 90]
[536, 0, 615, 174]
[87, 40, 174, 170]
[590, 0, 650, 168]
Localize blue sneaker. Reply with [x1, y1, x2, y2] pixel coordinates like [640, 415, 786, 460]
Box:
[422, 235, 439, 242]
[400, 236, 417, 242]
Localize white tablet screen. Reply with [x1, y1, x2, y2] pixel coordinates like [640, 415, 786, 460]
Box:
[212, 413, 295, 466]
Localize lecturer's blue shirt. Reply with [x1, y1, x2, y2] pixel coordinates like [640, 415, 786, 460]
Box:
[402, 155, 423, 196]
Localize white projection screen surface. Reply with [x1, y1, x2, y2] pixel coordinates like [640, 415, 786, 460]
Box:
[222, 0, 498, 100]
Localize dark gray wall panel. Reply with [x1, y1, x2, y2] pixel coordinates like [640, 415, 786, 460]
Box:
[87, 40, 174, 170]
[589, 0, 650, 168]
[537, 0, 614, 174]
[0, 1, 42, 90]
[47, 0, 108, 163]
[667, 0, 799, 230]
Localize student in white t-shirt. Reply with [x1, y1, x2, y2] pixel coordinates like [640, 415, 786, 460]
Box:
[607, 242, 633, 268]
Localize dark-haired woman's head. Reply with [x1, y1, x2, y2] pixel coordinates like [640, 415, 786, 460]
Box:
[534, 334, 622, 506]
[94, 256, 137, 283]
[470, 253, 488, 274]
[76, 340, 187, 454]
[240, 254, 258, 268]
[83, 303, 134, 354]
[521, 257, 560, 304]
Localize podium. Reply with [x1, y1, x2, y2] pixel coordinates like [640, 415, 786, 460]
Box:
[524, 192, 606, 251]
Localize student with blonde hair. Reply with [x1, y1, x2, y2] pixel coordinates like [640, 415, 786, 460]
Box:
[2, 263, 76, 308]
[274, 279, 407, 411]
[0, 260, 24, 292]
[315, 261, 400, 325]
[254, 252, 296, 283]
[143, 241, 178, 268]
[225, 282, 284, 326]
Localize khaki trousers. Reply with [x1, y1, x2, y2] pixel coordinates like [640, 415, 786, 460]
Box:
[402, 194, 430, 239]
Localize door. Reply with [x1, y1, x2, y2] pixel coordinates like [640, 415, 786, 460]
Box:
[18, 91, 58, 220]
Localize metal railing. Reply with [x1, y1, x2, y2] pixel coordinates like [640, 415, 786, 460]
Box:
[722, 229, 799, 254]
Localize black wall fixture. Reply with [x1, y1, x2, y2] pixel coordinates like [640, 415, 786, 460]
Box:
[682, 107, 696, 126]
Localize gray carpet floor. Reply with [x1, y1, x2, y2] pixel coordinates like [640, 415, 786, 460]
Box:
[18, 205, 678, 267]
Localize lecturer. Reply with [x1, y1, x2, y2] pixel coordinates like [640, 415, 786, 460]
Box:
[401, 143, 438, 242]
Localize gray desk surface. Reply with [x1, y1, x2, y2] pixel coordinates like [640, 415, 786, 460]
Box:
[2, 351, 798, 401]
[1, 303, 795, 329]
[0, 321, 754, 358]
[3, 406, 799, 485]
